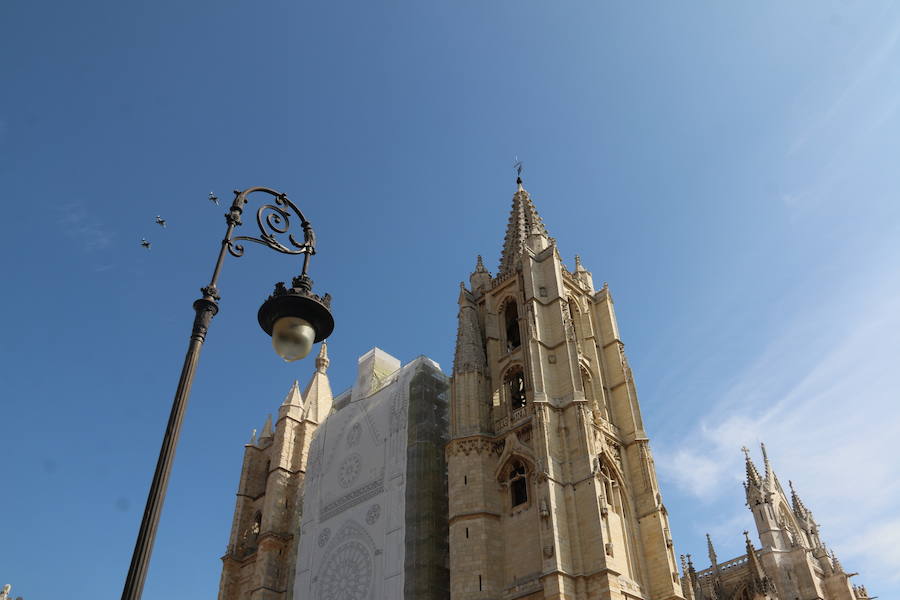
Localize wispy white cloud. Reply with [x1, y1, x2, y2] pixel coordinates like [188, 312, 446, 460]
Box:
[789, 8, 900, 156]
[658, 237, 900, 585]
[59, 202, 114, 252]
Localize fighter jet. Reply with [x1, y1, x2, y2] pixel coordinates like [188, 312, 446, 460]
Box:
[155, 215, 166, 227]
[209, 191, 219, 205]
[140, 238, 151, 249]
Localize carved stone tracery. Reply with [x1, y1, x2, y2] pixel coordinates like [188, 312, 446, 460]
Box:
[446, 438, 499, 458]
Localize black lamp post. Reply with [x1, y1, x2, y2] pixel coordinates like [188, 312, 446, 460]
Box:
[121, 187, 333, 600]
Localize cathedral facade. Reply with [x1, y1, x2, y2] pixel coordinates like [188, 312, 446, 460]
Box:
[217, 179, 869, 600]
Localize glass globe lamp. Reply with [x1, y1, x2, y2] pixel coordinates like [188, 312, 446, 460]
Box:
[271, 316, 316, 361]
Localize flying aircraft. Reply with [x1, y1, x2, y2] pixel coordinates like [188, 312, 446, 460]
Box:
[140, 238, 151, 249]
[155, 215, 166, 227]
[209, 191, 219, 205]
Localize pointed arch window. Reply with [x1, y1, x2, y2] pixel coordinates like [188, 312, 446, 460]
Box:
[505, 300, 521, 351]
[779, 505, 800, 547]
[568, 298, 580, 340]
[598, 462, 622, 514]
[252, 511, 262, 540]
[508, 460, 528, 507]
[506, 368, 526, 410]
[581, 367, 609, 421]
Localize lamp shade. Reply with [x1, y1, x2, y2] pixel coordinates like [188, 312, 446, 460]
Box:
[258, 283, 334, 358]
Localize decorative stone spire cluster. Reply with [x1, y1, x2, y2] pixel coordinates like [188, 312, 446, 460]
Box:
[789, 480, 811, 520]
[831, 549, 845, 574]
[743, 443, 773, 507]
[743, 445, 762, 488]
[498, 178, 550, 276]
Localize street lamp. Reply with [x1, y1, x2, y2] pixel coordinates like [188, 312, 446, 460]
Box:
[121, 187, 333, 600]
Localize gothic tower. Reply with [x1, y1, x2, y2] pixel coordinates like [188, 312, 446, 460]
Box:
[218, 343, 333, 600]
[447, 177, 684, 600]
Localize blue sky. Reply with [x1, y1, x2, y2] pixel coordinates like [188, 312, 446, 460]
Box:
[2, 1, 899, 598]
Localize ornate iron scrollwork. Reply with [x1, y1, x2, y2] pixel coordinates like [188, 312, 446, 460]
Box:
[225, 187, 317, 259]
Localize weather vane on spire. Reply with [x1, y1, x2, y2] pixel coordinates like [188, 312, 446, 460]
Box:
[514, 157, 523, 185]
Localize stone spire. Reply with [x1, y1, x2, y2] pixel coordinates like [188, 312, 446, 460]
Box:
[454, 283, 487, 375]
[259, 414, 273, 440]
[498, 179, 550, 276]
[303, 342, 333, 424]
[707, 533, 719, 569]
[469, 255, 492, 293]
[680, 555, 696, 600]
[831, 550, 845, 574]
[745, 531, 773, 596]
[761, 442, 773, 484]
[315, 340, 330, 373]
[283, 380, 303, 406]
[686, 555, 703, 600]
[743, 445, 762, 487]
[279, 379, 304, 421]
[745, 531, 759, 566]
[573, 254, 594, 290]
[789, 480, 810, 518]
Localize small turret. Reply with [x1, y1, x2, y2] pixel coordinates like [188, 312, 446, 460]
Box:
[469, 255, 492, 294]
[315, 339, 329, 373]
[573, 254, 594, 290]
[303, 342, 333, 424]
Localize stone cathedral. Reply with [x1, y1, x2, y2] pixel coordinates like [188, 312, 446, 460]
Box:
[217, 178, 869, 600]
